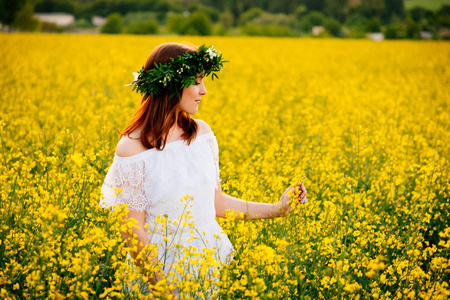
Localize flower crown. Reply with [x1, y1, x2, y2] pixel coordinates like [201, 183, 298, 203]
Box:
[126, 44, 226, 98]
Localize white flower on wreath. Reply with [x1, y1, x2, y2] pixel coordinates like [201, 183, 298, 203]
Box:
[124, 72, 140, 86]
[206, 46, 217, 59]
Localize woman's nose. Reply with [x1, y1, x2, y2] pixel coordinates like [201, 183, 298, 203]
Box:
[199, 82, 207, 95]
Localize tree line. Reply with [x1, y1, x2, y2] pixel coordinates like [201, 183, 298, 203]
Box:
[1, 0, 449, 39]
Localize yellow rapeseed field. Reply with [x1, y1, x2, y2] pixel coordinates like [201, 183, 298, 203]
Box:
[0, 33, 449, 299]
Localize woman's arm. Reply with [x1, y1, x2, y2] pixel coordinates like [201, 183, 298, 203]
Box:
[214, 184, 307, 220]
[122, 210, 161, 284]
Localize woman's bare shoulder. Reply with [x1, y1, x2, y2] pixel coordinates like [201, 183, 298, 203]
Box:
[195, 119, 212, 135]
[115, 135, 147, 157]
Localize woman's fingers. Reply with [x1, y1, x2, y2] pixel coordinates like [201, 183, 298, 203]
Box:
[299, 184, 307, 203]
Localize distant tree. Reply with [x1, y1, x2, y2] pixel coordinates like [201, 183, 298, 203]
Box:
[324, 0, 348, 22]
[0, 0, 27, 27]
[242, 23, 264, 36]
[409, 7, 433, 23]
[34, 0, 75, 14]
[219, 11, 234, 29]
[214, 24, 228, 36]
[349, 1, 383, 19]
[263, 24, 296, 37]
[189, 4, 220, 22]
[267, 0, 301, 14]
[344, 13, 369, 37]
[242, 23, 296, 37]
[166, 12, 186, 34]
[365, 17, 381, 32]
[238, 7, 264, 26]
[299, 11, 326, 33]
[294, 5, 307, 19]
[437, 5, 450, 16]
[74, 18, 93, 29]
[183, 11, 212, 35]
[404, 17, 420, 39]
[345, 14, 370, 28]
[125, 19, 158, 34]
[383, 0, 404, 22]
[12, 2, 39, 31]
[302, 0, 326, 12]
[39, 21, 60, 32]
[100, 13, 123, 34]
[251, 12, 297, 31]
[89, 0, 110, 17]
[384, 24, 401, 39]
[435, 5, 450, 27]
[88, 0, 147, 18]
[154, 0, 172, 14]
[324, 17, 341, 37]
[139, 0, 160, 11]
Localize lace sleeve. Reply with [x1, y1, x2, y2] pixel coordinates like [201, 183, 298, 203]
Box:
[99, 157, 148, 212]
[206, 135, 221, 189]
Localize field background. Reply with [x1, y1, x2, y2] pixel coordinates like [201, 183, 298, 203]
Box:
[1, 34, 449, 299]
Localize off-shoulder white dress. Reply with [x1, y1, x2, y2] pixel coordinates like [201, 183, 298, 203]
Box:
[100, 132, 234, 292]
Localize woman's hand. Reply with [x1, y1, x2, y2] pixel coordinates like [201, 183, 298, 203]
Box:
[276, 183, 307, 217]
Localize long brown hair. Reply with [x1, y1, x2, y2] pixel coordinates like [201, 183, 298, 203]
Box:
[120, 42, 198, 150]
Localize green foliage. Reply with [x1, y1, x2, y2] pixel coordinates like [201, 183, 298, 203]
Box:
[324, 17, 341, 37]
[166, 11, 213, 36]
[303, 0, 326, 12]
[0, 0, 26, 26]
[74, 18, 93, 29]
[123, 11, 158, 25]
[100, 13, 123, 34]
[299, 11, 326, 33]
[39, 21, 61, 32]
[251, 12, 297, 31]
[189, 4, 220, 22]
[345, 14, 369, 29]
[166, 12, 186, 34]
[348, 2, 383, 19]
[34, 0, 75, 14]
[242, 23, 296, 37]
[125, 19, 158, 35]
[12, 2, 40, 31]
[83, 0, 169, 18]
[294, 5, 307, 19]
[409, 6, 434, 22]
[435, 5, 450, 27]
[238, 7, 264, 26]
[404, 17, 421, 39]
[214, 24, 228, 36]
[384, 24, 401, 39]
[2, 0, 447, 39]
[219, 11, 234, 29]
[183, 11, 212, 36]
[382, 0, 404, 22]
[365, 17, 382, 32]
[324, 0, 347, 21]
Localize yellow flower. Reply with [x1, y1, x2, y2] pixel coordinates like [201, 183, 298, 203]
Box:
[112, 187, 124, 196]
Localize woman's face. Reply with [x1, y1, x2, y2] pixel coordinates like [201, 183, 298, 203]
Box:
[177, 76, 207, 115]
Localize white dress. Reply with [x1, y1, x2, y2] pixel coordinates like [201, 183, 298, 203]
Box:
[100, 131, 234, 293]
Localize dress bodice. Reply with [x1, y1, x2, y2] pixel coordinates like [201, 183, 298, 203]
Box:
[100, 131, 234, 278]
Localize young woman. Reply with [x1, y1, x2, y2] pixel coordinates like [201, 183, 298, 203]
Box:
[100, 42, 307, 295]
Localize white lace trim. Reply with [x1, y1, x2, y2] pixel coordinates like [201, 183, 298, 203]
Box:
[101, 158, 148, 211]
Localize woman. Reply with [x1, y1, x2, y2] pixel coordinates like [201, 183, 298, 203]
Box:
[100, 42, 307, 296]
